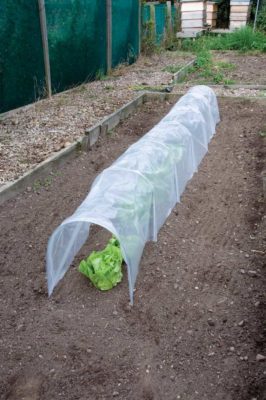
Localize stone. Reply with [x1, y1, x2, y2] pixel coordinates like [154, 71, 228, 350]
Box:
[256, 354, 265, 362]
[247, 270, 258, 277]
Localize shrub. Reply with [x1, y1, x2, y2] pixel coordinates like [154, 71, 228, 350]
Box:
[257, 5, 266, 33]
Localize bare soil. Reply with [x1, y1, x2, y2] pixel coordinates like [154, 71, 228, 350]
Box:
[0, 97, 265, 400]
[213, 52, 266, 85]
[179, 51, 266, 88]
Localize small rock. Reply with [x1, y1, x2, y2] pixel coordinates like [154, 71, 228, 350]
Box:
[229, 347, 235, 352]
[113, 310, 118, 316]
[248, 270, 258, 277]
[174, 283, 178, 289]
[255, 301, 260, 307]
[238, 320, 245, 327]
[207, 319, 215, 327]
[240, 269, 246, 274]
[16, 324, 23, 331]
[26, 186, 32, 192]
[256, 354, 265, 362]
[113, 391, 119, 397]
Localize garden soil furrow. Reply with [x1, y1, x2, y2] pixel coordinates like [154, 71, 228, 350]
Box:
[0, 97, 265, 400]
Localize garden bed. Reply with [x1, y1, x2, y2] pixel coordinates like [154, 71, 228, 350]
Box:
[0, 52, 193, 185]
[0, 96, 265, 400]
[177, 51, 266, 87]
[212, 52, 266, 85]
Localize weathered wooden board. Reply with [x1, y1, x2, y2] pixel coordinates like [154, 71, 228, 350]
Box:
[231, 5, 250, 12]
[207, 11, 217, 18]
[230, 14, 248, 20]
[182, 11, 205, 19]
[207, 3, 218, 12]
[230, 20, 247, 28]
[181, 2, 205, 11]
[182, 19, 205, 27]
[230, 1, 250, 4]
[230, 12, 249, 17]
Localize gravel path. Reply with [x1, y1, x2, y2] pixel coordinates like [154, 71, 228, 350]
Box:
[0, 52, 193, 184]
[1, 50, 265, 185]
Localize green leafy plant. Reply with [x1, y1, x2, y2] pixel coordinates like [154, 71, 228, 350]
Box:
[79, 236, 123, 291]
[257, 4, 266, 33]
[181, 49, 236, 84]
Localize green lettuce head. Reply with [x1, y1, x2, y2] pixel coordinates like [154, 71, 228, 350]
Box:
[79, 236, 123, 290]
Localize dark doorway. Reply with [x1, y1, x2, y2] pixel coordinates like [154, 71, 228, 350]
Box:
[216, 0, 231, 28]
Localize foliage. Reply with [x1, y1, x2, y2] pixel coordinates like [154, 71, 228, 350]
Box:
[181, 27, 266, 53]
[257, 5, 266, 33]
[142, 20, 158, 55]
[163, 64, 184, 73]
[79, 236, 123, 291]
[182, 49, 236, 84]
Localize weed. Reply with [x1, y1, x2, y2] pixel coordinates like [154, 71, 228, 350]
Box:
[44, 176, 53, 188]
[142, 20, 158, 55]
[216, 61, 236, 70]
[257, 4, 266, 33]
[105, 85, 114, 91]
[76, 141, 82, 152]
[33, 179, 42, 192]
[33, 175, 54, 192]
[258, 126, 266, 137]
[95, 69, 109, 81]
[184, 49, 236, 85]
[180, 27, 266, 53]
[107, 129, 115, 136]
[163, 64, 183, 74]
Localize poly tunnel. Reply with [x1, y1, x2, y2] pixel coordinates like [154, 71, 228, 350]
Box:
[46, 85, 220, 303]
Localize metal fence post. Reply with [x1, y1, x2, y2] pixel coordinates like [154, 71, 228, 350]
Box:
[106, 0, 112, 74]
[38, 0, 52, 98]
[253, 0, 261, 31]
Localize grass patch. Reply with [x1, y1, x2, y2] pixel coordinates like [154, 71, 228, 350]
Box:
[181, 27, 266, 53]
[182, 49, 236, 85]
[216, 61, 236, 70]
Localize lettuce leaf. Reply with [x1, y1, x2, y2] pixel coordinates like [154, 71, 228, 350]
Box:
[79, 236, 123, 290]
